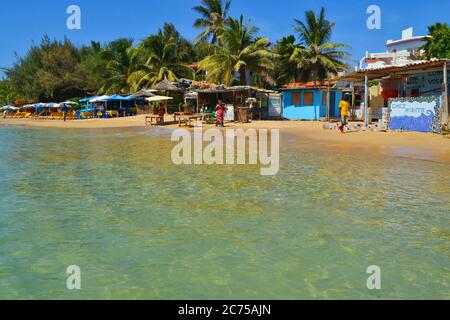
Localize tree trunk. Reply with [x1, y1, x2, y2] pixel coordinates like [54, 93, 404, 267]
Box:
[239, 67, 247, 86]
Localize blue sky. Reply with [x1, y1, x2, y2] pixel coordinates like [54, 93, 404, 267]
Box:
[1, 0, 449, 77]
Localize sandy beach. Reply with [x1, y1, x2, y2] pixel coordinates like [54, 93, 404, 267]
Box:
[2, 115, 450, 163]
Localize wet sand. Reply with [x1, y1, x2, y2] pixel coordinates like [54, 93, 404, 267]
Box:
[2, 115, 450, 163]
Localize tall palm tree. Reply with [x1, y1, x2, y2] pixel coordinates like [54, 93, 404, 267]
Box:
[290, 8, 350, 84]
[128, 24, 194, 91]
[198, 15, 276, 86]
[193, 0, 232, 45]
[98, 38, 135, 94]
[273, 35, 303, 86]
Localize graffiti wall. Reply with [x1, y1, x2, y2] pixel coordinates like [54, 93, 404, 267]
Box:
[388, 96, 442, 133]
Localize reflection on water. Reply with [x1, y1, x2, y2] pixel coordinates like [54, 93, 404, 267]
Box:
[0, 126, 448, 299]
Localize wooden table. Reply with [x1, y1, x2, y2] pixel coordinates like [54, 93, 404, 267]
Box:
[145, 115, 163, 126]
[173, 112, 190, 122]
[178, 114, 204, 127]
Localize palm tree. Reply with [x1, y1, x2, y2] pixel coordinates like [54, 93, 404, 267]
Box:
[98, 38, 135, 94]
[193, 0, 232, 45]
[128, 24, 194, 91]
[198, 15, 277, 86]
[290, 8, 350, 84]
[273, 35, 303, 86]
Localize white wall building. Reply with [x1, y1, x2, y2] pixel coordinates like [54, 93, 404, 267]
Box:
[362, 27, 431, 69]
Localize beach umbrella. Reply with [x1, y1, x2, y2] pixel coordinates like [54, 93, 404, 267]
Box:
[1, 105, 19, 111]
[131, 89, 157, 98]
[47, 103, 62, 109]
[145, 95, 174, 102]
[151, 78, 183, 92]
[79, 96, 101, 103]
[21, 104, 36, 109]
[89, 95, 110, 103]
[61, 101, 78, 106]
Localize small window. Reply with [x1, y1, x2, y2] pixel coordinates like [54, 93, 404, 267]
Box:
[304, 92, 313, 106]
[292, 92, 301, 106]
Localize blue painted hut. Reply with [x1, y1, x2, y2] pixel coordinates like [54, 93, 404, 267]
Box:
[281, 82, 343, 120]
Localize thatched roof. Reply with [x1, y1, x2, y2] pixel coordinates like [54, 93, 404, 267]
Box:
[131, 89, 157, 98]
[151, 78, 184, 92]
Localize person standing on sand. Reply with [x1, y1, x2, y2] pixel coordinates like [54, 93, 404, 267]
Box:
[62, 104, 68, 122]
[158, 103, 166, 124]
[215, 102, 225, 127]
[338, 97, 350, 134]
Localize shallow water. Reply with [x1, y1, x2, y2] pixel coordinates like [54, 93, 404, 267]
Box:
[0, 126, 448, 299]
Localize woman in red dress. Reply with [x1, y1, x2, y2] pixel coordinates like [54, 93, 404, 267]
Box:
[215, 103, 225, 127]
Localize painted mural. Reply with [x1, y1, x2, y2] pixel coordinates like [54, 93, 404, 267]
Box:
[388, 96, 442, 133]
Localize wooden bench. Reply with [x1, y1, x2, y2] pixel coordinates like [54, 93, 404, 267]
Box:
[145, 115, 164, 126]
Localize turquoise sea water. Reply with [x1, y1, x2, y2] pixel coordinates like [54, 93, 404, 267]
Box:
[0, 125, 448, 299]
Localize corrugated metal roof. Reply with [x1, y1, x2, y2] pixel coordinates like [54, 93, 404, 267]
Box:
[338, 59, 450, 82]
[282, 81, 336, 89]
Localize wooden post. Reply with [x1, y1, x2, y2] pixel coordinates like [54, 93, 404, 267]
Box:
[326, 86, 331, 121]
[351, 82, 356, 120]
[364, 73, 369, 126]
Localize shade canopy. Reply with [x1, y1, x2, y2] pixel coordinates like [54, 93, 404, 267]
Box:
[104, 94, 135, 101]
[89, 95, 110, 103]
[21, 103, 59, 109]
[151, 78, 183, 92]
[47, 103, 62, 108]
[79, 96, 97, 103]
[145, 95, 174, 102]
[61, 101, 78, 105]
[184, 91, 198, 99]
[21, 104, 36, 109]
[131, 89, 157, 98]
[1, 105, 19, 110]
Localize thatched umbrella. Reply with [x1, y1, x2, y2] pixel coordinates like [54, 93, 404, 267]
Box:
[151, 79, 185, 112]
[151, 78, 184, 93]
[131, 89, 157, 98]
[131, 89, 157, 114]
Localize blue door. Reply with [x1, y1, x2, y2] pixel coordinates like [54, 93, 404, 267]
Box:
[329, 92, 337, 117]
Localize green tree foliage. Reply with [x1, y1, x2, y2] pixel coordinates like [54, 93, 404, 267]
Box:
[272, 35, 303, 86]
[422, 23, 450, 59]
[2, 3, 358, 100]
[6, 36, 87, 102]
[198, 15, 277, 86]
[98, 38, 136, 94]
[0, 80, 18, 105]
[290, 8, 350, 83]
[128, 23, 195, 91]
[193, 0, 232, 45]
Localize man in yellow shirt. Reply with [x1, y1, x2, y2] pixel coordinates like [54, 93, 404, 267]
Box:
[338, 97, 350, 134]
